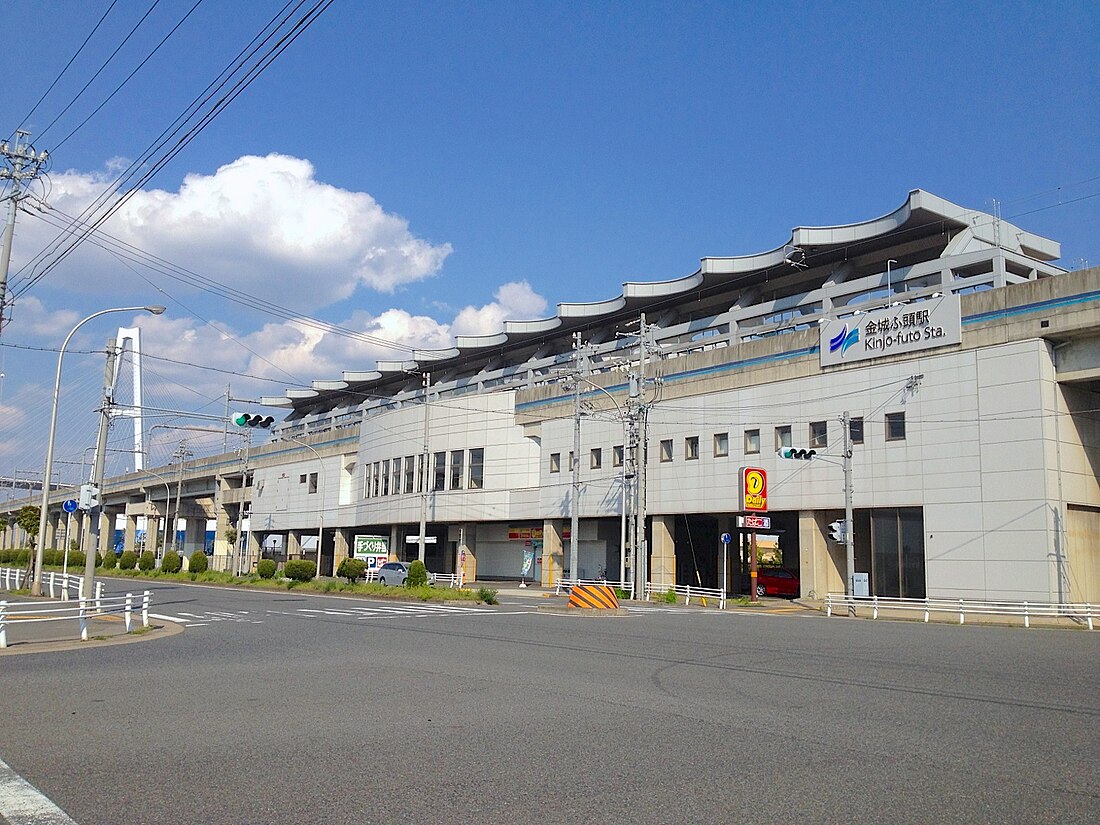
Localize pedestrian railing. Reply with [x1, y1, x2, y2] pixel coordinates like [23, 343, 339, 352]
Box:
[428, 572, 461, 588]
[824, 593, 1098, 630]
[1, 567, 104, 602]
[0, 590, 153, 648]
[644, 581, 726, 609]
[555, 577, 635, 600]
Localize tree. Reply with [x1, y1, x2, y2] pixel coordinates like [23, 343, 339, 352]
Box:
[16, 505, 40, 547]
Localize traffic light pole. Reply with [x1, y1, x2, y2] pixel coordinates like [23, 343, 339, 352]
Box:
[83, 338, 120, 599]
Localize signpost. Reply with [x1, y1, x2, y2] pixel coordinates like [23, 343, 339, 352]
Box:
[738, 468, 768, 602]
[720, 532, 731, 596]
[354, 534, 389, 570]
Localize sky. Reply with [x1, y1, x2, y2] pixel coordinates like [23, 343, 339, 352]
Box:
[0, 0, 1097, 488]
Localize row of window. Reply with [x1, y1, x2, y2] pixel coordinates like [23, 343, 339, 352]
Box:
[363, 448, 485, 499]
[549, 413, 907, 470]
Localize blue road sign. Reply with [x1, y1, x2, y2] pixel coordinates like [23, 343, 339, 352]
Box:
[62, 499, 78, 513]
[720, 532, 732, 544]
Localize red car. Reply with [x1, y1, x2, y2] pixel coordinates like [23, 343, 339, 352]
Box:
[756, 568, 799, 598]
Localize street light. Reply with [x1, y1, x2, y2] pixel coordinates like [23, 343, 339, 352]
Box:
[31, 305, 165, 596]
[282, 433, 325, 576]
[576, 374, 631, 588]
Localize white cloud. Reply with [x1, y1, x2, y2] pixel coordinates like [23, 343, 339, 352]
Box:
[20, 153, 452, 311]
[451, 280, 548, 337]
[4, 296, 81, 340]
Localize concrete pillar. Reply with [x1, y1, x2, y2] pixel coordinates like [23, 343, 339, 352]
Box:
[389, 524, 400, 561]
[184, 518, 206, 556]
[214, 500, 233, 569]
[246, 527, 261, 573]
[541, 519, 563, 587]
[651, 515, 677, 589]
[97, 510, 114, 560]
[457, 523, 476, 584]
[333, 528, 350, 572]
[288, 530, 302, 559]
[81, 512, 95, 556]
[123, 514, 138, 554]
[45, 511, 61, 550]
[798, 510, 845, 600]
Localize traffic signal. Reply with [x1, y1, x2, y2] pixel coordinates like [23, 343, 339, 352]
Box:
[777, 447, 816, 460]
[78, 483, 99, 510]
[233, 411, 275, 428]
[828, 520, 847, 543]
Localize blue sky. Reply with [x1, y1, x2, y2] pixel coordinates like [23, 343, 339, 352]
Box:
[0, 0, 1097, 484]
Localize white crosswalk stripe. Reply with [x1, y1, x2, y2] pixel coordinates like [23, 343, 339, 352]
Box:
[147, 610, 259, 628]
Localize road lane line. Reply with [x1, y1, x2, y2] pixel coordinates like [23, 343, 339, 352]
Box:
[148, 612, 188, 623]
[0, 755, 79, 824]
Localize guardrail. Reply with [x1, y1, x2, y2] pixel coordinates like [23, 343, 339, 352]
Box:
[645, 582, 726, 609]
[555, 578, 635, 600]
[0, 590, 153, 648]
[824, 593, 1097, 630]
[1, 567, 104, 602]
[428, 572, 461, 588]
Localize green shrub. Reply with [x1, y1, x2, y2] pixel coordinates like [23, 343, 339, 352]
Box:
[69, 538, 80, 553]
[336, 557, 366, 583]
[96, 552, 113, 570]
[117, 550, 138, 570]
[257, 558, 278, 579]
[0, 548, 11, 563]
[663, 588, 678, 605]
[284, 559, 316, 582]
[41, 549, 58, 566]
[476, 587, 499, 605]
[138, 550, 156, 571]
[161, 551, 182, 574]
[15, 548, 30, 564]
[188, 551, 208, 574]
[406, 559, 429, 588]
[66, 550, 86, 568]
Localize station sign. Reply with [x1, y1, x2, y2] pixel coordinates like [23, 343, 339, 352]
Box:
[737, 515, 772, 530]
[820, 294, 961, 367]
[739, 467, 767, 512]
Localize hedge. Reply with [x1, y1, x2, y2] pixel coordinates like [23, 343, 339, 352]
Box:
[284, 559, 316, 582]
[161, 550, 182, 574]
[257, 559, 277, 579]
[188, 551, 208, 574]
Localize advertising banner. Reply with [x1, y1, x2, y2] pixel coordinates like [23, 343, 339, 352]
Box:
[354, 534, 389, 569]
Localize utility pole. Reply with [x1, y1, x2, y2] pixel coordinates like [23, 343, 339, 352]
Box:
[631, 313, 651, 601]
[0, 130, 50, 335]
[83, 338, 120, 598]
[417, 371, 430, 564]
[841, 411, 855, 600]
[569, 332, 583, 581]
[172, 440, 192, 554]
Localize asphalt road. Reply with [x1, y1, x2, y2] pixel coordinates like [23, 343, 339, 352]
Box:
[1, 579, 1096, 825]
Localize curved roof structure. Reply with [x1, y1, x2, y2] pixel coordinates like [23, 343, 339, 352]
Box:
[272, 189, 1061, 417]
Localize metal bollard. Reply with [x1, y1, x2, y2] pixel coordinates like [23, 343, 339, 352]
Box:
[1024, 601, 1030, 629]
[0, 600, 7, 648]
[79, 598, 88, 641]
[142, 591, 150, 627]
[959, 599, 965, 625]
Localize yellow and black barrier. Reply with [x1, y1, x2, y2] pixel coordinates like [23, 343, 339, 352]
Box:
[568, 583, 619, 610]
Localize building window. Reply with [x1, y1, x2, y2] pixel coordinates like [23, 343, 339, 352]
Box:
[569, 451, 575, 473]
[849, 417, 864, 445]
[714, 432, 729, 457]
[449, 450, 464, 490]
[591, 448, 602, 469]
[308, 472, 318, 495]
[404, 455, 415, 493]
[417, 454, 425, 493]
[775, 426, 792, 451]
[550, 452, 561, 473]
[743, 429, 759, 455]
[363, 464, 372, 499]
[380, 460, 389, 496]
[373, 462, 381, 497]
[886, 412, 906, 441]
[685, 436, 699, 460]
[433, 451, 446, 491]
[468, 448, 484, 489]
[299, 473, 307, 484]
[660, 439, 673, 462]
[810, 421, 828, 449]
[392, 457, 402, 495]
[613, 445, 624, 467]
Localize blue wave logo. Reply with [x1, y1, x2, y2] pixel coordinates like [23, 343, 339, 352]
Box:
[829, 323, 859, 356]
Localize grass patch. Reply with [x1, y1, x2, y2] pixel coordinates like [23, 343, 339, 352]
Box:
[128, 626, 154, 636]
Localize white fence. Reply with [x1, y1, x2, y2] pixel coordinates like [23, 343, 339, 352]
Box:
[645, 582, 726, 609]
[428, 572, 461, 588]
[1, 567, 104, 602]
[0, 590, 153, 648]
[824, 593, 1098, 630]
[555, 578, 635, 600]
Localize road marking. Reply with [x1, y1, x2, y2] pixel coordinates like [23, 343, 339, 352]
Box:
[147, 611, 259, 628]
[0, 755, 79, 824]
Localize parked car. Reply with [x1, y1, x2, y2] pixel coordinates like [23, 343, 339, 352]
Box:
[377, 561, 410, 586]
[756, 567, 799, 598]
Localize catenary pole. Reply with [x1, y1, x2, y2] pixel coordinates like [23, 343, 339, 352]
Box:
[417, 371, 430, 563]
